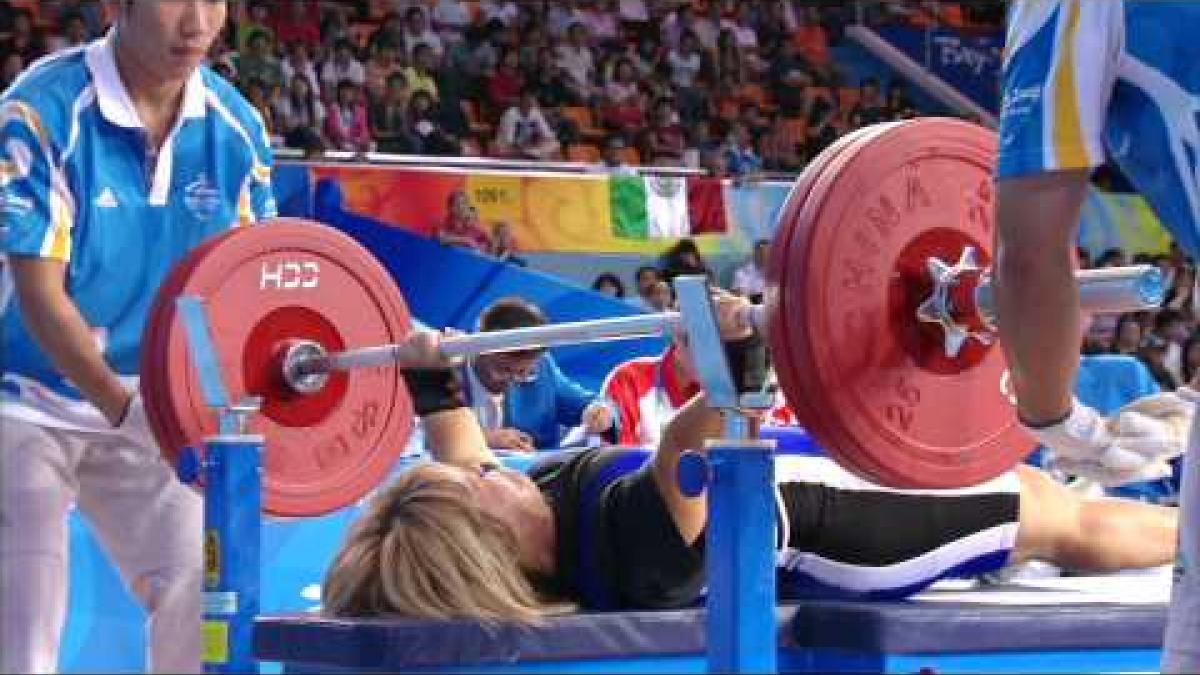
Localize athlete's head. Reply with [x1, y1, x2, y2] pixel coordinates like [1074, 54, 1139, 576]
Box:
[116, 0, 227, 83]
[321, 461, 549, 621]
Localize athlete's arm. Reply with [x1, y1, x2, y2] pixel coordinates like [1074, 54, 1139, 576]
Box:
[651, 291, 759, 544]
[651, 393, 724, 545]
[9, 256, 132, 424]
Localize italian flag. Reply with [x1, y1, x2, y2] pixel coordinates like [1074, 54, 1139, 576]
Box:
[611, 175, 729, 239]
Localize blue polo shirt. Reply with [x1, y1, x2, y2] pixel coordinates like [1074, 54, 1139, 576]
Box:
[0, 35, 276, 430]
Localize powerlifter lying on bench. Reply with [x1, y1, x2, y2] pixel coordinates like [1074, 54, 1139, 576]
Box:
[321, 311, 1180, 620]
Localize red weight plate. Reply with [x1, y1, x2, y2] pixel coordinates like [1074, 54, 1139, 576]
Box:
[770, 122, 907, 480]
[795, 118, 1036, 488]
[767, 125, 881, 474]
[143, 218, 415, 516]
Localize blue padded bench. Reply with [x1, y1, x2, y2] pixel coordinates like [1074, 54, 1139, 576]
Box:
[255, 598, 1166, 673]
[788, 599, 1166, 673]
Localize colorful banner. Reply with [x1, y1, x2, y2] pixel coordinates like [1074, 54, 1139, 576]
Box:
[1079, 187, 1172, 257]
[309, 165, 741, 255]
[288, 164, 1169, 259]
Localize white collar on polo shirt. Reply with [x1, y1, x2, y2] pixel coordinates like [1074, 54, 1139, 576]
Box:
[85, 30, 208, 129]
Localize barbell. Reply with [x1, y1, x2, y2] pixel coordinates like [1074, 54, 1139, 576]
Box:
[142, 118, 1165, 516]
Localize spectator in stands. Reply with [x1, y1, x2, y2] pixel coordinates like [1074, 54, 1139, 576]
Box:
[1, 52, 23, 91]
[465, 297, 615, 451]
[431, 0, 473, 44]
[1154, 309, 1192, 385]
[754, 1, 794, 58]
[713, 28, 747, 89]
[408, 90, 461, 155]
[367, 11, 406, 56]
[488, 221, 527, 266]
[241, 77, 277, 138]
[321, 38, 367, 100]
[281, 42, 321, 101]
[583, 0, 622, 52]
[403, 5, 444, 60]
[370, 72, 416, 153]
[461, 19, 503, 87]
[591, 273, 627, 299]
[629, 266, 671, 311]
[546, 0, 588, 39]
[270, 0, 322, 53]
[725, 121, 764, 178]
[732, 239, 770, 304]
[758, 111, 806, 172]
[804, 87, 839, 157]
[237, 28, 284, 93]
[325, 79, 374, 154]
[645, 279, 676, 311]
[2, 8, 46, 61]
[886, 82, 915, 120]
[319, 3, 354, 53]
[48, 11, 91, 52]
[528, 46, 574, 109]
[770, 40, 818, 119]
[722, 2, 760, 53]
[0, 0, 17, 38]
[433, 51, 473, 139]
[601, 57, 645, 132]
[666, 30, 712, 125]
[403, 42, 440, 101]
[738, 102, 772, 143]
[493, 89, 562, 160]
[480, 0, 521, 27]
[699, 143, 730, 178]
[1163, 263, 1196, 316]
[618, 0, 650, 24]
[556, 22, 598, 105]
[365, 40, 406, 103]
[848, 76, 890, 127]
[1112, 313, 1145, 357]
[1096, 248, 1128, 268]
[488, 46, 525, 114]
[237, 0, 276, 54]
[276, 72, 327, 150]
[438, 190, 493, 252]
[1138, 333, 1179, 390]
[637, 97, 687, 166]
[68, 0, 106, 39]
[660, 238, 714, 284]
[663, 2, 716, 51]
[599, 134, 638, 175]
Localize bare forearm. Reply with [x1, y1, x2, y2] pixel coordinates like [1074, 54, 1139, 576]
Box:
[652, 393, 725, 544]
[11, 259, 130, 423]
[421, 407, 501, 470]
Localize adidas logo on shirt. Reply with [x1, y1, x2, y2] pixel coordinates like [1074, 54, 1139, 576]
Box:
[95, 188, 119, 208]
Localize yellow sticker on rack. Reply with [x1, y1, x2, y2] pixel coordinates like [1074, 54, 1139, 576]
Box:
[202, 620, 229, 664]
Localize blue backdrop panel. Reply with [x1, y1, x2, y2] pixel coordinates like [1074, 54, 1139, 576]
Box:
[875, 26, 1003, 113]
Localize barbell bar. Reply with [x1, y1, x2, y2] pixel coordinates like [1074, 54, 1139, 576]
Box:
[283, 261, 1162, 393]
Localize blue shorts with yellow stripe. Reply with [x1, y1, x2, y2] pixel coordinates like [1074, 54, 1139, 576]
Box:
[997, 0, 1200, 256]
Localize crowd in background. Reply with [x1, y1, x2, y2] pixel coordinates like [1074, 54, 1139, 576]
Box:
[1080, 244, 1200, 392]
[0, 0, 1003, 176]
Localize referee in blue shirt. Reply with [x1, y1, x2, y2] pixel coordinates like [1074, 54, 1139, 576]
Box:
[1, 2, 275, 671]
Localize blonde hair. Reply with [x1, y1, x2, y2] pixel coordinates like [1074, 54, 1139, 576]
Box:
[321, 465, 546, 623]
